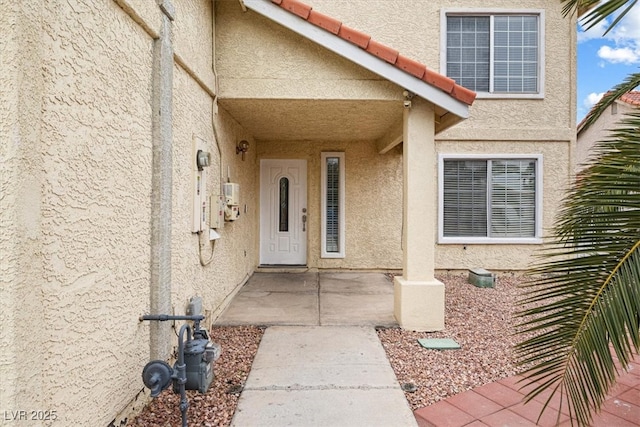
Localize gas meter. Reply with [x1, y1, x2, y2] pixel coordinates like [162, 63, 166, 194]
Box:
[139, 314, 221, 427]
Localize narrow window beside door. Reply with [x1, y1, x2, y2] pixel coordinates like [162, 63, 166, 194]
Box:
[321, 152, 345, 258]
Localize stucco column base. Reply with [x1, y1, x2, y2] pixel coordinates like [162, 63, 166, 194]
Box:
[393, 276, 444, 331]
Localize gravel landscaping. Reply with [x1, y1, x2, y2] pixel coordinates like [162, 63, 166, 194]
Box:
[130, 273, 528, 425]
[378, 273, 528, 410]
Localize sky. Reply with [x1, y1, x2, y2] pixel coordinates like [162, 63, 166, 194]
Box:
[576, 4, 640, 121]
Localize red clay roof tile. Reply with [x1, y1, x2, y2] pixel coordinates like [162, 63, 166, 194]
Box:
[366, 40, 399, 64]
[279, 0, 311, 19]
[395, 55, 426, 79]
[621, 91, 640, 106]
[268, 0, 475, 106]
[307, 10, 342, 34]
[337, 25, 371, 49]
[451, 84, 477, 105]
[422, 69, 455, 94]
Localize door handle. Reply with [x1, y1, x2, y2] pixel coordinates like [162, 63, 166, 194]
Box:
[302, 214, 307, 232]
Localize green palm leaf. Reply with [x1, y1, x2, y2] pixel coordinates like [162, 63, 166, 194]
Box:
[579, 72, 640, 132]
[561, 0, 638, 34]
[516, 111, 640, 426]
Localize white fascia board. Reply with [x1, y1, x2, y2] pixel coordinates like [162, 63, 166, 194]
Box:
[243, 0, 470, 119]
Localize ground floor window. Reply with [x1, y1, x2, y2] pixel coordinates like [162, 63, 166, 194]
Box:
[321, 152, 345, 258]
[438, 154, 542, 244]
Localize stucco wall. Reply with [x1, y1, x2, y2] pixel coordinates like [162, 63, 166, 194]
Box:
[1, 0, 48, 418]
[1, 0, 258, 425]
[435, 140, 570, 271]
[257, 141, 404, 270]
[217, 0, 575, 272]
[576, 101, 635, 172]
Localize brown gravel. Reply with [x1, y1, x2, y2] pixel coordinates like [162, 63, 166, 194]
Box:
[130, 274, 528, 425]
[378, 273, 528, 410]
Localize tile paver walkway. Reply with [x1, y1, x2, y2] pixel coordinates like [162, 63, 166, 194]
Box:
[414, 354, 640, 427]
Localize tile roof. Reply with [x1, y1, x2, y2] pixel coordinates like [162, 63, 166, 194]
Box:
[620, 91, 640, 106]
[269, 0, 476, 106]
[577, 90, 640, 132]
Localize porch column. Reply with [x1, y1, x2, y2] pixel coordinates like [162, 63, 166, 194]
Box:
[394, 97, 444, 331]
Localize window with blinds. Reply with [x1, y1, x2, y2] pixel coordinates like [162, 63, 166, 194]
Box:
[325, 158, 340, 252]
[442, 157, 538, 240]
[446, 13, 540, 94]
[321, 152, 345, 258]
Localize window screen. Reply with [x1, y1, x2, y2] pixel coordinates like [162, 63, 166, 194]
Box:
[443, 158, 537, 238]
[325, 157, 340, 252]
[446, 13, 539, 94]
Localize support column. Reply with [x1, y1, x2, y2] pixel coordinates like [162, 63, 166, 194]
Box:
[394, 97, 444, 331]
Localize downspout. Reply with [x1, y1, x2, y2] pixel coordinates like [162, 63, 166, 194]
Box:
[150, 2, 175, 361]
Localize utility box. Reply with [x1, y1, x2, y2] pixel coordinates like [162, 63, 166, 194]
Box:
[468, 268, 495, 288]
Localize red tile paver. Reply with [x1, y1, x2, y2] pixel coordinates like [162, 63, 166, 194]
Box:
[509, 399, 569, 426]
[414, 354, 640, 427]
[474, 381, 525, 407]
[601, 396, 640, 424]
[619, 387, 640, 406]
[446, 390, 503, 419]
[480, 409, 537, 426]
[590, 409, 639, 427]
[414, 401, 475, 427]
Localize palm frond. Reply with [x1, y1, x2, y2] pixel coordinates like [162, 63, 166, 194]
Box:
[516, 111, 640, 426]
[561, 0, 638, 34]
[579, 72, 640, 133]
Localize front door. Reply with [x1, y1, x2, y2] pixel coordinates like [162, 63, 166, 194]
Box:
[260, 159, 307, 265]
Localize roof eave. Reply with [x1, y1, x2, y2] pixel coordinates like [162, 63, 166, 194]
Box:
[243, 0, 470, 120]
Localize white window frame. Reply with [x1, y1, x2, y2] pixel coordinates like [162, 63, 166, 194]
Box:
[321, 152, 346, 258]
[440, 8, 545, 99]
[438, 154, 543, 244]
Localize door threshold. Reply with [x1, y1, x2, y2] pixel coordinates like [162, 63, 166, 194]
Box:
[256, 265, 314, 273]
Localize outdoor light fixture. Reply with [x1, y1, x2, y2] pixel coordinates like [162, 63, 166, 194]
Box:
[236, 140, 249, 161]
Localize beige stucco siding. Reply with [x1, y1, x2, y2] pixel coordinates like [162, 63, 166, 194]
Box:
[258, 141, 404, 270]
[37, 0, 154, 423]
[215, 0, 399, 102]
[1, 0, 258, 425]
[576, 101, 635, 172]
[1, 0, 48, 416]
[435, 140, 570, 271]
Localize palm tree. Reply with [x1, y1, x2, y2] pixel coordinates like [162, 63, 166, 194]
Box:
[515, 1, 640, 426]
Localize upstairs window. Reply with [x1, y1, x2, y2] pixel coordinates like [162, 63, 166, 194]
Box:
[443, 10, 543, 97]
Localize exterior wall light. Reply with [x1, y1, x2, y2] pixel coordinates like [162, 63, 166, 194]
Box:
[236, 140, 249, 161]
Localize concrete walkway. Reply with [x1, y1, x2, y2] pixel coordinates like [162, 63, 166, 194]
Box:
[215, 271, 416, 426]
[214, 272, 640, 427]
[231, 326, 417, 427]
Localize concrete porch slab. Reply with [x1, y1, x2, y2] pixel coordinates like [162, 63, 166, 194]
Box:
[320, 293, 397, 327]
[320, 272, 394, 294]
[242, 271, 319, 293]
[214, 272, 397, 327]
[215, 291, 319, 326]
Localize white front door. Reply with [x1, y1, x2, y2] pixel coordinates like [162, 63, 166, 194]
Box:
[260, 159, 307, 265]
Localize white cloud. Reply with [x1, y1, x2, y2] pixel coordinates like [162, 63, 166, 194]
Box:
[597, 45, 640, 64]
[583, 92, 605, 109]
[578, 4, 640, 65]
